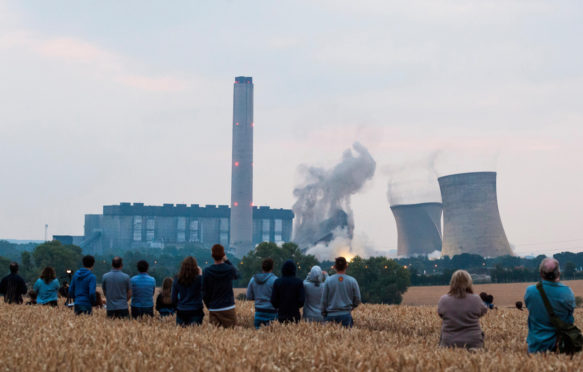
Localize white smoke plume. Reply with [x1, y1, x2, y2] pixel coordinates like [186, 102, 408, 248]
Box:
[386, 152, 442, 206]
[292, 142, 376, 257]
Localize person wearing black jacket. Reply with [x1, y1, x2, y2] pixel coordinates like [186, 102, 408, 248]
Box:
[270, 260, 305, 323]
[0, 262, 27, 304]
[202, 244, 239, 328]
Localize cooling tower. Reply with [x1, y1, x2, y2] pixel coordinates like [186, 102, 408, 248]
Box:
[230, 76, 254, 257]
[438, 172, 511, 257]
[390, 203, 442, 257]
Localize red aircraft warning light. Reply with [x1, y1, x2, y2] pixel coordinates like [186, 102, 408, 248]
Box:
[234, 161, 239, 167]
[233, 202, 238, 206]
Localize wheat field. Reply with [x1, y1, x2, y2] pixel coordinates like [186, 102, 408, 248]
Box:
[1, 301, 582, 371]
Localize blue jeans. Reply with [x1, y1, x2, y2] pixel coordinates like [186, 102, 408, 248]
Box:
[74, 304, 92, 315]
[254, 311, 277, 329]
[326, 313, 353, 327]
[176, 310, 204, 326]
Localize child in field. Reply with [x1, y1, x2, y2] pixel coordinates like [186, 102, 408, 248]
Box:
[156, 277, 175, 317]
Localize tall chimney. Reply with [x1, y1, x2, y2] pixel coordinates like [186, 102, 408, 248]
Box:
[230, 76, 254, 257]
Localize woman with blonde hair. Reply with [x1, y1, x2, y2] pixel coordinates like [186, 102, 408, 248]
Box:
[172, 256, 204, 326]
[437, 270, 488, 349]
[156, 277, 175, 317]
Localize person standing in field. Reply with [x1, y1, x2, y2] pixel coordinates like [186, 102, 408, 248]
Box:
[270, 260, 305, 323]
[102, 256, 131, 319]
[0, 262, 28, 304]
[320, 257, 361, 327]
[172, 257, 204, 326]
[246, 258, 278, 328]
[130, 260, 156, 318]
[437, 270, 487, 349]
[303, 265, 327, 322]
[202, 244, 239, 328]
[33, 266, 60, 306]
[156, 277, 175, 317]
[524, 257, 576, 353]
[69, 255, 97, 315]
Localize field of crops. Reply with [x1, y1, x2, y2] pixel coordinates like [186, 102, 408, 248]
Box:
[1, 300, 582, 371]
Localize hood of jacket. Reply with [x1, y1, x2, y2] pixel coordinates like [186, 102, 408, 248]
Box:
[204, 262, 235, 280]
[253, 272, 275, 284]
[307, 266, 323, 284]
[75, 268, 93, 280]
[281, 260, 297, 277]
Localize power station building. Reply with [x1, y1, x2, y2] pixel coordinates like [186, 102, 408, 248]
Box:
[230, 76, 254, 257]
[390, 203, 443, 257]
[439, 171, 512, 257]
[77, 202, 293, 256]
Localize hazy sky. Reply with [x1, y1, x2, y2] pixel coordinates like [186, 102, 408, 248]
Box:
[1, 0, 582, 256]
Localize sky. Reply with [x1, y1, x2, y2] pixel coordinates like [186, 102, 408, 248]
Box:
[0, 0, 582, 256]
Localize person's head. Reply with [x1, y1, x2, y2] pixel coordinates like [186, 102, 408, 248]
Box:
[281, 260, 297, 277]
[82, 255, 95, 269]
[448, 270, 473, 299]
[40, 266, 56, 284]
[9, 262, 18, 274]
[486, 294, 494, 304]
[161, 276, 173, 304]
[479, 292, 488, 302]
[178, 256, 199, 286]
[308, 265, 323, 285]
[137, 260, 149, 273]
[211, 244, 225, 262]
[334, 257, 348, 273]
[262, 258, 274, 273]
[28, 289, 37, 301]
[112, 256, 123, 269]
[515, 301, 523, 310]
[539, 257, 560, 282]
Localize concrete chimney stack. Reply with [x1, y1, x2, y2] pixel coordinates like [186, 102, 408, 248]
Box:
[230, 76, 254, 257]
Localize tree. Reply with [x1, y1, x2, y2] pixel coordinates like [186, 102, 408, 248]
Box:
[20, 240, 84, 282]
[0, 256, 11, 276]
[348, 256, 410, 304]
[238, 242, 319, 286]
[564, 262, 576, 280]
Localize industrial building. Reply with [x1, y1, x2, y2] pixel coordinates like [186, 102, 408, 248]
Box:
[390, 203, 443, 257]
[439, 171, 511, 257]
[72, 202, 293, 256]
[230, 76, 254, 257]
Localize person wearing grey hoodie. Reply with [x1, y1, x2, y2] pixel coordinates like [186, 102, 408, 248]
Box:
[321, 257, 361, 327]
[303, 265, 327, 322]
[246, 258, 278, 329]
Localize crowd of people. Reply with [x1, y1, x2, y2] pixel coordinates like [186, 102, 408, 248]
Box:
[0, 245, 577, 354]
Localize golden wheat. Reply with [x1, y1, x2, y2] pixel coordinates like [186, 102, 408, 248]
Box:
[0, 301, 581, 371]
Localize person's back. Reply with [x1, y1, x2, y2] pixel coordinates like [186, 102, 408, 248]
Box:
[438, 293, 487, 348]
[130, 260, 156, 318]
[102, 257, 131, 318]
[69, 256, 97, 315]
[270, 260, 305, 323]
[202, 245, 239, 328]
[525, 258, 575, 353]
[247, 258, 278, 328]
[320, 257, 361, 327]
[33, 278, 60, 306]
[172, 258, 204, 326]
[437, 270, 487, 349]
[0, 263, 27, 304]
[303, 266, 326, 322]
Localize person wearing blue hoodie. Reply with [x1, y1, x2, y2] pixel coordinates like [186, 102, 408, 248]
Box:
[69, 255, 97, 315]
[246, 258, 278, 329]
[270, 260, 305, 323]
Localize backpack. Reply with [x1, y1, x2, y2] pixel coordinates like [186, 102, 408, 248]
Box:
[536, 282, 583, 355]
